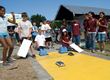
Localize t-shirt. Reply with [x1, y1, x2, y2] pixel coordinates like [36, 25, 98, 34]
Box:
[35, 34, 45, 46]
[71, 22, 81, 35]
[0, 16, 8, 34]
[18, 20, 32, 37]
[60, 35, 70, 47]
[87, 18, 96, 32]
[98, 18, 107, 32]
[83, 19, 88, 32]
[41, 24, 51, 38]
[32, 26, 38, 36]
[14, 27, 19, 33]
[67, 24, 71, 32]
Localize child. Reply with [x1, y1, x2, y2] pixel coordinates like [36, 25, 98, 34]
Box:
[41, 20, 52, 49]
[0, 6, 15, 66]
[97, 12, 107, 53]
[32, 22, 38, 48]
[60, 29, 71, 51]
[87, 12, 97, 53]
[71, 17, 81, 47]
[35, 29, 46, 49]
[14, 23, 20, 46]
[83, 14, 91, 49]
[18, 12, 36, 58]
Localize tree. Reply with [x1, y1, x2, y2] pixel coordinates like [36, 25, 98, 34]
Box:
[30, 14, 46, 27]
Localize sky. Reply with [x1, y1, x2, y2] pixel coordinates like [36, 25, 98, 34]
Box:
[1, 0, 110, 20]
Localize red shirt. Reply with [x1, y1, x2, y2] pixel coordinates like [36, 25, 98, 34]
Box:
[71, 22, 81, 35]
[60, 35, 70, 47]
[83, 19, 88, 32]
[87, 18, 96, 32]
[98, 19, 107, 32]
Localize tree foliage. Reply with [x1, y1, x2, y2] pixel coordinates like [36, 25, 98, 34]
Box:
[30, 14, 46, 27]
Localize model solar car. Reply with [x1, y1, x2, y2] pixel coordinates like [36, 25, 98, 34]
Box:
[56, 61, 65, 67]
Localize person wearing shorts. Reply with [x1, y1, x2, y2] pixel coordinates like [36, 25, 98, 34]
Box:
[18, 12, 36, 58]
[41, 20, 52, 49]
[71, 17, 81, 47]
[97, 12, 107, 53]
[0, 6, 15, 66]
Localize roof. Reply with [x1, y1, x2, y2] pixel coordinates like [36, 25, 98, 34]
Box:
[55, 5, 110, 20]
[62, 5, 110, 15]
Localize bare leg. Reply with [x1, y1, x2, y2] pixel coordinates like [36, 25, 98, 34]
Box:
[49, 41, 52, 46]
[102, 41, 105, 50]
[46, 42, 48, 47]
[0, 38, 8, 64]
[30, 45, 34, 55]
[5, 37, 14, 61]
[98, 41, 102, 50]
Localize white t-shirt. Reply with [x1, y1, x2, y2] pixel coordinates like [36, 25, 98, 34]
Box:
[35, 34, 45, 46]
[14, 27, 18, 33]
[41, 24, 51, 38]
[18, 20, 32, 37]
[0, 16, 8, 33]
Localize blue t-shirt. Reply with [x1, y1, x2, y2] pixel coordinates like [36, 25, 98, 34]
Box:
[68, 24, 71, 32]
[32, 26, 38, 36]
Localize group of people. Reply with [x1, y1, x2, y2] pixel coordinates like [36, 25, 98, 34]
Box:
[0, 5, 109, 66]
[59, 11, 108, 53]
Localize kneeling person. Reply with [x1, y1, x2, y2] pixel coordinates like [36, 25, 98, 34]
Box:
[35, 29, 46, 50]
[60, 29, 71, 51]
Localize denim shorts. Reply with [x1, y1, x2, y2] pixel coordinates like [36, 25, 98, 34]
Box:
[0, 35, 10, 39]
[72, 35, 81, 44]
[98, 34, 106, 42]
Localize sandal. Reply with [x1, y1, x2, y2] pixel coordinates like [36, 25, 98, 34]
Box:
[6, 59, 14, 63]
[2, 63, 10, 66]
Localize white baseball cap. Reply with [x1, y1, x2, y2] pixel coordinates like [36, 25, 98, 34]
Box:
[62, 29, 67, 32]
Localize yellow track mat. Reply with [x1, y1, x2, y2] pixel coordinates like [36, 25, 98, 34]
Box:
[35, 52, 110, 80]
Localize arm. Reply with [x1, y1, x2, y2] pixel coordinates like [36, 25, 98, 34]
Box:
[28, 28, 32, 38]
[36, 41, 39, 48]
[62, 40, 71, 45]
[8, 12, 16, 24]
[83, 26, 85, 32]
[44, 41, 46, 46]
[18, 28, 22, 40]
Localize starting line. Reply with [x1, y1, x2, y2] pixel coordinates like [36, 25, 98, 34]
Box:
[35, 52, 110, 80]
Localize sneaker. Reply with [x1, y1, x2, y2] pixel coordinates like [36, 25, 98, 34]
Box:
[46, 46, 49, 49]
[102, 50, 105, 53]
[32, 54, 36, 58]
[97, 50, 102, 52]
[92, 50, 95, 53]
[90, 50, 95, 53]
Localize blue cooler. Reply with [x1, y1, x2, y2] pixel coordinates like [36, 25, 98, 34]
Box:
[39, 47, 48, 56]
[59, 47, 68, 54]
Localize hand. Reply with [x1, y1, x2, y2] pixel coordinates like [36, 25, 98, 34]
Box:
[99, 18, 102, 21]
[83, 29, 85, 32]
[98, 22, 101, 26]
[44, 44, 46, 47]
[28, 35, 30, 38]
[19, 36, 22, 40]
[68, 42, 72, 45]
[37, 45, 39, 48]
[11, 12, 15, 16]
